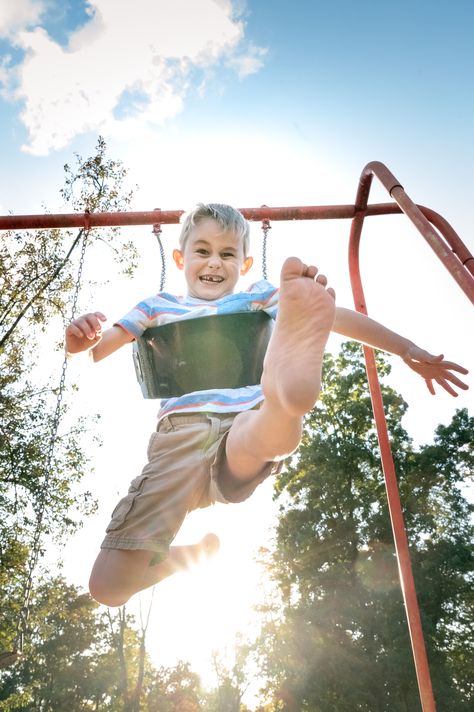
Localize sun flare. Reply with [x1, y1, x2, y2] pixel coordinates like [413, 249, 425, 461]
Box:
[140, 492, 275, 686]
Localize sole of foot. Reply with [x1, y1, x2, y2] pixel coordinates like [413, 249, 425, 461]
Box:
[262, 257, 336, 416]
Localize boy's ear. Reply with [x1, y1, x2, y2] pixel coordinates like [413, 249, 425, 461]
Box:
[240, 256, 253, 276]
[172, 249, 184, 270]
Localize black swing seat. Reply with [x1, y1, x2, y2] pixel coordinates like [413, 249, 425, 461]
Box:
[133, 311, 273, 398]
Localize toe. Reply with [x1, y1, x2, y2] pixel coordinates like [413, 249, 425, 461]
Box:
[281, 256, 305, 280]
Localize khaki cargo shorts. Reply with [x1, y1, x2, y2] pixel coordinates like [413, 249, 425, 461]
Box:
[101, 411, 283, 564]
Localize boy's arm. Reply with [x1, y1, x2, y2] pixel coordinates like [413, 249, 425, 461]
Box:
[332, 306, 469, 396]
[65, 311, 134, 362]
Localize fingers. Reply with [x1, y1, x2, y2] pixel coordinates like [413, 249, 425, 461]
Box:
[425, 373, 468, 397]
[425, 379, 436, 396]
[410, 353, 468, 375]
[68, 312, 107, 340]
[434, 360, 469, 375]
[435, 378, 459, 397]
[425, 378, 455, 396]
[425, 365, 469, 391]
[441, 373, 469, 391]
[413, 355, 469, 396]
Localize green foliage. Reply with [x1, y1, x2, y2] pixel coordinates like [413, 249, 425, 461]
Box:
[0, 577, 109, 710]
[0, 576, 165, 711]
[257, 342, 473, 711]
[0, 137, 136, 664]
[146, 661, 203, 711]
[0, 136, 137, 352]
[60, 135, 138, 277]
[204, 643, 252, 711]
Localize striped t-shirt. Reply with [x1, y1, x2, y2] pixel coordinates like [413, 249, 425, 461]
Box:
[117, 279, 279, 419]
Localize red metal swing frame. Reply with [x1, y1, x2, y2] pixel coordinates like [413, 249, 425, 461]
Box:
[2, 161, 473, 711]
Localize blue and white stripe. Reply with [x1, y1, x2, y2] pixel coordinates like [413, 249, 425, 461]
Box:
[116, 279, 279, 419]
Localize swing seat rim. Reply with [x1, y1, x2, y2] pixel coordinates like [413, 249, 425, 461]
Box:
[133, 310, 274, 398]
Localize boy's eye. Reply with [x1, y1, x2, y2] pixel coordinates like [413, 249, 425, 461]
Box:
[196, 249, 208, 255]
[222, 252, 235, 258]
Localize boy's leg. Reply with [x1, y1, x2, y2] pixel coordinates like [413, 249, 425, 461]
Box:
[225, 257, 335, 479]
[90, 414, 225, 607]
[89, 533, 219, 607]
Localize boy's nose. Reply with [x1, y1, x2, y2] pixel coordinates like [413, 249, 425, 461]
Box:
[208, 254, 223, 267]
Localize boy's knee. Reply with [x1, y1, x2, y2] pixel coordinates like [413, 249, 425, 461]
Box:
[88, 573, 130, 608]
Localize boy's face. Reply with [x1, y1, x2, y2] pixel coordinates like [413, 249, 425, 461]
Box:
[173, 218, 253, 300]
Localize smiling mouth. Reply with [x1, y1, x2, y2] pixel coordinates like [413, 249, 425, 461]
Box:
[199, 275, 224, 283]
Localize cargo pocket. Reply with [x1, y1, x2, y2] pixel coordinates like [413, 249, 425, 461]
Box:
[147, 431, 163, 460]
[106, 474, 148, 532]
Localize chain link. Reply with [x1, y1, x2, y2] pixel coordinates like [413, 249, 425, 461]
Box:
[14, 228, 90, 659]
[152, 223, 166, 291]
[261, 218, 271, 280]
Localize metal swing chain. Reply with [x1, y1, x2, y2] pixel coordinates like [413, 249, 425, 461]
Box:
[152, 211, 166, 291]
[261, 217, 271, 280]
[11, 226, 90, 663]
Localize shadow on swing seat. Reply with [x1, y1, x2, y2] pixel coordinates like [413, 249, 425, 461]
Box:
[133, 311, 274, 398]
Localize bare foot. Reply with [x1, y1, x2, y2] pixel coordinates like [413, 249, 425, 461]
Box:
[169, 532, 220, 570]
[200, 532, 220, 558]
[261, 257, 335, 416]
[89, 533, 221, 606]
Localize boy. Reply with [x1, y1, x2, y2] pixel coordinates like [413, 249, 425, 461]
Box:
[65, 203, 468, 607]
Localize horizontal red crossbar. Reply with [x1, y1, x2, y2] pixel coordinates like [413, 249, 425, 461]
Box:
[2, 196, 472, 303]
[0, 202, 401, 230]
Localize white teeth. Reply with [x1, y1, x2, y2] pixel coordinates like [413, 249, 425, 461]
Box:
[200, 275, 223, 283]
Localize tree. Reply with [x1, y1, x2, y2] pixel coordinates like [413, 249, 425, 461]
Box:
[146, 661, 204, 711]
[0, 577, 114, 710]
[0, 576, 175, 711]
[0, 135, 136, 350]
[105, 603, 160, 712]
[0, 137, 136, 662]
[0, 575, 215, 712]
[204, 642, 252, 711]
[256, 343, 473, 711]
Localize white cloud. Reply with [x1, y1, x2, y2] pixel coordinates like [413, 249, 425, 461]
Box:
[1, 0, 266, 155]
[0, 59, 8, 85]
[0, 0, 44, 38]
[226, 43, 268, 79]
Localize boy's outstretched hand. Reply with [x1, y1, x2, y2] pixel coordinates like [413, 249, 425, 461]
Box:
[66, 311, 107, 355]
[402, 344, 469, 397]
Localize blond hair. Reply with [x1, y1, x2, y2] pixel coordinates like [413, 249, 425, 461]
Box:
[179, 203, 250, 256]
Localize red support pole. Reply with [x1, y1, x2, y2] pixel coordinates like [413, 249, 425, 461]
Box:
[348, 167, 437, 711]
[364, 162, 474, 304]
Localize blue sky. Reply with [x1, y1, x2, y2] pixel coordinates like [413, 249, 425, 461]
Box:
[1, 0, 473, 216]
[1, 0, 473, 698]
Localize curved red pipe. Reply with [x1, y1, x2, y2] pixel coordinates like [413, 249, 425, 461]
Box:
[348, 163, 439, 712]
